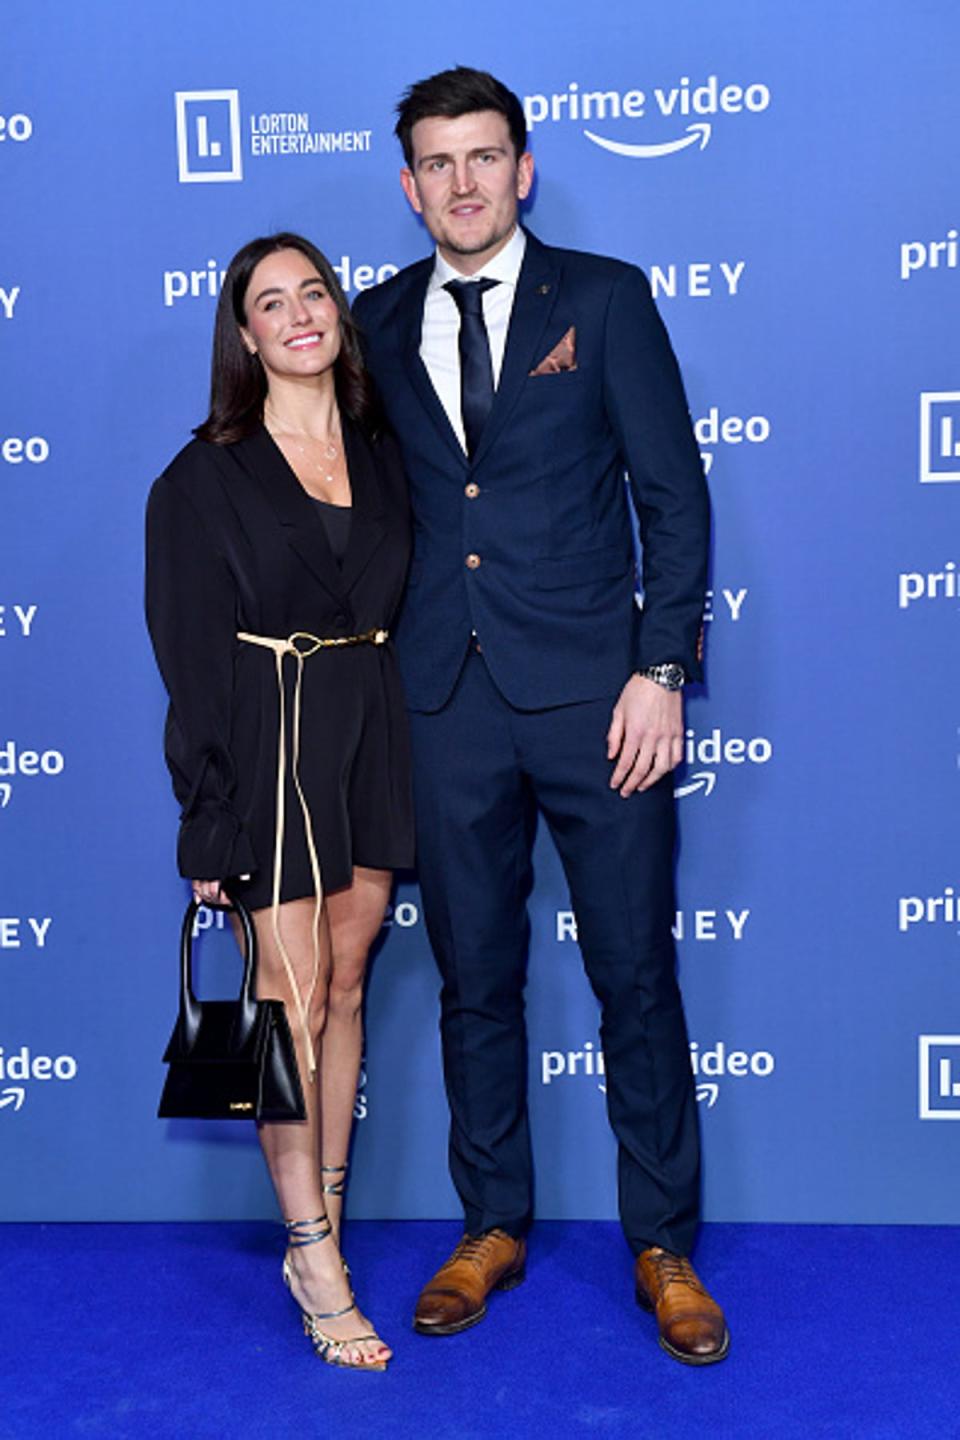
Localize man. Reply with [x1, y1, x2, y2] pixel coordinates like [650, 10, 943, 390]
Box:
[353, 66, 727, 1365]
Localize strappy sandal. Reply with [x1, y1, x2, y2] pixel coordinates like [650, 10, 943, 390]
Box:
[322, 1164, 350, 1268]
[282, 1216, 389, 1371]
[322, 1162, 348, 1202]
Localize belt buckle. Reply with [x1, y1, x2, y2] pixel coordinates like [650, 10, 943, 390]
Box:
[288, 632, 324, 657]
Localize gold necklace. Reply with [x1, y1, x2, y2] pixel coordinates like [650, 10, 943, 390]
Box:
[265, 406, 341, 485]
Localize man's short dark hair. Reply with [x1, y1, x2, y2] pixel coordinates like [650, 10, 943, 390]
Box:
[395, 66, 527, 166]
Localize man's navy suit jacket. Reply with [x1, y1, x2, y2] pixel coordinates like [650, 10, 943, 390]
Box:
[352, 230, 709, 714]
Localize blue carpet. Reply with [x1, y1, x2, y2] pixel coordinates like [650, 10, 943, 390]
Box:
[0, 1221, 955, 1439]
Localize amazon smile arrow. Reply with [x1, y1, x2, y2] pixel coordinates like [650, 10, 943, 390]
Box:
[674, 770, 718, 800]
[584, 122, 711, 159]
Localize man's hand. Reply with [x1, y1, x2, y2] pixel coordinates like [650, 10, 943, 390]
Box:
[192, 879, 230, 906]
[607, 674, 684, 797]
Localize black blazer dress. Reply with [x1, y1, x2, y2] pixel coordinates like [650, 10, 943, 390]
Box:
[145, 419, 414, 909]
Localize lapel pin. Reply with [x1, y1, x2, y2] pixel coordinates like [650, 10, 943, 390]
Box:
[537, 283, 551, 295]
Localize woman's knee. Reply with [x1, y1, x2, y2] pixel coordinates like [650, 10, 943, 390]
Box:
[309, 996, 329, 1039]
[327, 950, 366, 1020]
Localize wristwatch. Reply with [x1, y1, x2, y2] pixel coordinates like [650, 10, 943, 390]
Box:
[639, 663, 686, 692]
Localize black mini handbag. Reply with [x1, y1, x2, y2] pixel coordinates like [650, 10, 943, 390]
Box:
[158, 898, 306, 1121]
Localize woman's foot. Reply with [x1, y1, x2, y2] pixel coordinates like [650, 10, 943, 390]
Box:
[284, 1234, 391, 1367]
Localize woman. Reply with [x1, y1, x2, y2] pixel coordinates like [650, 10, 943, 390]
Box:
[146, 233, 413, 1371]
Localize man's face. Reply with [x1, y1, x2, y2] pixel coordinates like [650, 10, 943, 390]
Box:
[400, 110, 534, 274]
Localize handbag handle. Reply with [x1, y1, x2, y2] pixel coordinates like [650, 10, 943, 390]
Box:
[178, 897, 259, 1050]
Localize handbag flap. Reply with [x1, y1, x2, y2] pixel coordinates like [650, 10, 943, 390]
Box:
[162, 999, 274, 1064]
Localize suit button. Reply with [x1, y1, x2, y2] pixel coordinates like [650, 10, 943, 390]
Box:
[465, 482, 480, 499]
[465, 553, 481, 570]
[333, 614, 348, 630]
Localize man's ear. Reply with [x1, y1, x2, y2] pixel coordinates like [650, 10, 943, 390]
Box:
[516, 150, 534, 202]
[400, 166, 423, 215]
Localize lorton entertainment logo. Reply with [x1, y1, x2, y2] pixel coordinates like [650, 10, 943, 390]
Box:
[919, 392, 960, 484]
[0, 1045, 78, 1114]
[175, 91, 242, 183]
[175, 89, 371, 184]
[523, 75, 770, 158]
[918, 1035, 960, 1120]
[540, 1039, 774, 1107]
[674, 726, 773, 800]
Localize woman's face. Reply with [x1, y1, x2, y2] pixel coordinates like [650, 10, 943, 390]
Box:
[239, 248, 342, 384]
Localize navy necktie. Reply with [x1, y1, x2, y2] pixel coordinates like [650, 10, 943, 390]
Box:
[443, 277, 500, 458]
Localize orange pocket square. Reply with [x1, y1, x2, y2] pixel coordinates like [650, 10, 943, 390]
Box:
[529, 326, 577, 376]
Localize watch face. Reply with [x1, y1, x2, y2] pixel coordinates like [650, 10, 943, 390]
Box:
[644, 664, 685, 690]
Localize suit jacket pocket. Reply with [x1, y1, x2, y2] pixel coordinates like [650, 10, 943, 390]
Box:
[533, 544, 633, 590]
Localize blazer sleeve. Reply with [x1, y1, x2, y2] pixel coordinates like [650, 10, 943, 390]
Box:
[145, 471, 257, 883]
[602, 265, 710, 682]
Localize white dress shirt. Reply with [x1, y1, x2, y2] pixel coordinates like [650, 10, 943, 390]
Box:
[420, 226, 527, 452]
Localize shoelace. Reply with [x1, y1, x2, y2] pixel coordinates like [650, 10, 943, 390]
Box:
[645, 1250, 708, 1300]
[451, 1232, 506, 1274]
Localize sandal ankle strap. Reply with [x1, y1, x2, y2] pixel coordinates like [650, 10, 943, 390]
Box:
[321, 1163, 348, 1197]
[284, 1215, 332, 1248]
[307, 1298, 359, 1324]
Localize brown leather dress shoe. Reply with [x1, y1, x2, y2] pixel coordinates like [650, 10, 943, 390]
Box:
[414, 1229, 526, 1336]
[635, 1247, 730, 1365]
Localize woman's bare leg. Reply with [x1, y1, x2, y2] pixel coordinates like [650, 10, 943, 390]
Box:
[252, 896, 390, 1366]
[319, 867, 393, 1242]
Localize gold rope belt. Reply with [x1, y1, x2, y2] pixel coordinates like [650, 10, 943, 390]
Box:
[237, 627, 389, 1077]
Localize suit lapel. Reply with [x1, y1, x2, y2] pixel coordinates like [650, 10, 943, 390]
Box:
[397, 265, 468, 471]
[338, 421, 388, 595]
[241, 422, 390, 603]
[472, 232, 560, 467]
[389, 232, 560, 472]
[241, 427, 345, 602]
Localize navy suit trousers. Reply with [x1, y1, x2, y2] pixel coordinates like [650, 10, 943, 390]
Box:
[409, 648, 701, 1256]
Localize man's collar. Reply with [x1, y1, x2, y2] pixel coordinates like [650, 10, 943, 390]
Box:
[429, 226, 527, 292]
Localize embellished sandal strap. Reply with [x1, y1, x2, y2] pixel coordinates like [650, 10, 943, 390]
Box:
[309, 1325, 383, 1366]
[284, 1215, 332, 1248]
[321, 1163, 348, 1197]
[308, 1299, 358, 1324]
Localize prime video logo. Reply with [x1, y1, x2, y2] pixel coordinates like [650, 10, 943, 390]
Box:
[0, 1045, 79, 1112]
[540, 1039, 774, 1108]
[522, 75, 771, 159]
[674, 726, 773, 800]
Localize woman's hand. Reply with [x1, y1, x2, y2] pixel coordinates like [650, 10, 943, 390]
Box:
[192, 879, 230, 907]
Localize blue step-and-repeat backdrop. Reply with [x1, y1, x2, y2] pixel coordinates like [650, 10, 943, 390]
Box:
[3, 1, 958, 1223]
